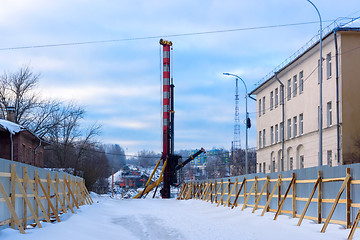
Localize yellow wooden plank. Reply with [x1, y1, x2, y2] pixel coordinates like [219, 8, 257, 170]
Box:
[252, 178, 269, 213]
[274, 175, 295, 220]
[350, 180, 360, 184]
[256, 178, 267, 181]
[14, 173, 43, 228]
[0, 218, 11, 226]
[23, 172, 51, 224]
[261, 178, 280, 216]
[322, 177, 346, 183]
[297, 177, 320, 226]
[242, 180, 256, 210]
[64, 176, 79, 209]
[0, 182, 25, 233]
[348, 208, 360, 240]
[0, 172, 11, 177]
[321, 174, 351, 233]
[296, 179, 317, 183]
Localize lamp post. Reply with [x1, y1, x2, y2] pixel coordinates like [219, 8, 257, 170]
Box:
[306, 0, 323, 166]
[223, 73, 249, 174]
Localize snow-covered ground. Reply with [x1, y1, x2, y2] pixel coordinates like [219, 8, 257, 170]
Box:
[0, 194, 357, 240]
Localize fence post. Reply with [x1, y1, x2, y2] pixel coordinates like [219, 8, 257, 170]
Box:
[23, 167, 28, 228]
[228, 179, 231, 205]
[10, 164, 16, 229]
[213, 180, 217, 203]
[220, 179, 224, 205]
[243, 178, 247, 206]
[278, 174, 281, 209]
[292, 172, 296, 218]
[254, 176, 258, 204]
[47, 173, 51, 216]
[318, 170, 322, 224]
[346, 168, 351, 228]
[35, 170, 39, 220]
[266, 175, 270, 212]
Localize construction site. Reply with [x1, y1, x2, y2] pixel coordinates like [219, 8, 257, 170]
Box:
[1, 1, 360, 240]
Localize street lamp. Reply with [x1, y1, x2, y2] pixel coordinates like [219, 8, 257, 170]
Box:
[223, 72, 249, 174]
[306, 0, 323, 166]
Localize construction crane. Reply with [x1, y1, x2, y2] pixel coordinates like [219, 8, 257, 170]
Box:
[133, 39, 205, 199]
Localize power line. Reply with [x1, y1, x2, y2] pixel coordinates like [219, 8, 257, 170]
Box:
[0, 20, 336, 51]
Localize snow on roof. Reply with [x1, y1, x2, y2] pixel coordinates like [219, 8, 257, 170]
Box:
[0, 119, 26, 134]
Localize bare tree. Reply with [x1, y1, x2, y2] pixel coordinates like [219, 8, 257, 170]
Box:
[0, 66, 40, 123]
[105, 144, 126, 171]
[137, 150, 160, 168]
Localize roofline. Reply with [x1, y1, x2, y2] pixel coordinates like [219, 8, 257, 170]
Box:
[0, 119, 50, 145]
[250, 27, 360, 96]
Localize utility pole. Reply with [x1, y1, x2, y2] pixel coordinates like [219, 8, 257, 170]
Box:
[306, 0, 323, 166]
[224, 73, 249, 174]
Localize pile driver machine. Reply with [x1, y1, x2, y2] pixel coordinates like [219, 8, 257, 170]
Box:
[133, 39, 205, 199]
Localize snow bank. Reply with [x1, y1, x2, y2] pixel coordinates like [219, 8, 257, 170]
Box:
[0, 197, 356, 240]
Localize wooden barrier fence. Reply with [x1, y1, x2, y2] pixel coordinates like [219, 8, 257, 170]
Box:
[177, 167, 360, 240]
[0, 164, 93, 234]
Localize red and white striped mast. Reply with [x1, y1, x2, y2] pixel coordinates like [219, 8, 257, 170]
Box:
[160, 38, 174, 198]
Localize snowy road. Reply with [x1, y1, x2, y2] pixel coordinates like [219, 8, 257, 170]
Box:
[0, 195, 357, 240]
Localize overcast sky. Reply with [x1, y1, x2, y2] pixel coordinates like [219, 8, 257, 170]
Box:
[0, 1, 359, 154]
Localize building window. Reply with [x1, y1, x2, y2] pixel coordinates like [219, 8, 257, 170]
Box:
[299, 71, 304, 93]
[293, 116, 297, 137]
[275, 124, 279, 143]
[287, 79, 291, 100]
[270, 126, 274, 145]
[280, 122, 284, 141]
[262, 96, 265, 115]
[300, 155, 304, 169]
[275, 88, 278, 108]
[263, 129, 266, 147]
[259, 163, 262, 173]
[280, 86, 284, 105]
[287, 118, 292, 139]
[22, 144, 26, 163]
[271, 160, 276, 173]
[318, 59, 322, 84]
[327, 101, 332, 127]
[28, 148, 32, 165]
[327, 150, 332, 167]
[299, 113, 304, 135]
[263, 162, 266, 174]
[259, 131, 262, 148]
[270, 91, 274, 110]
[259, 99, 261, 117]
[326, 52, 332, 79]
[290, 157, 293, 170]
[293, 75, 297, 97]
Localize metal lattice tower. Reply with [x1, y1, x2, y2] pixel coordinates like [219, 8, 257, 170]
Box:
[233, 78, 241, 150]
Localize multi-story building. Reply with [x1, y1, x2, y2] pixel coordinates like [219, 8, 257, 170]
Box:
[250, 27, 360, 173]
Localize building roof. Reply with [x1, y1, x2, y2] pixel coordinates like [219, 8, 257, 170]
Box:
[0, 119, 49, 144]
[0, 119, 26, 134]
[249, 27, 360, 96]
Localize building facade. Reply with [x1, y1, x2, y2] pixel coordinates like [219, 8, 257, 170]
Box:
[0, 119, 47, 168]
[250, 28, 360, 173]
